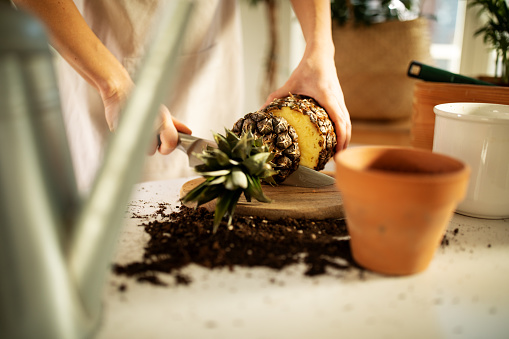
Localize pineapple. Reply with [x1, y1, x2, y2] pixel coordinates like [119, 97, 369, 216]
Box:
[233, 94, 337, 182]
[232, 111, 300, 183]
[180, 129, 277, 233]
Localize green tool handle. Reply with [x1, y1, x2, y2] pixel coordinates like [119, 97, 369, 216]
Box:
[407, 60, 495, 86]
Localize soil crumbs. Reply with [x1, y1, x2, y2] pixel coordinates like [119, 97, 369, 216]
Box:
[113, 205, 359, 287]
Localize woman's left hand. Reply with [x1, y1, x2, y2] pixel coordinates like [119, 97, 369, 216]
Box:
[263, 51, 351, 152]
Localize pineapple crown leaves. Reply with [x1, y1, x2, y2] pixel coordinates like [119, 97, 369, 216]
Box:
[180, 128, 278, 233]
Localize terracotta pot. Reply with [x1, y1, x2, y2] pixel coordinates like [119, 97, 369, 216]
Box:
[335, 146, 470, 275]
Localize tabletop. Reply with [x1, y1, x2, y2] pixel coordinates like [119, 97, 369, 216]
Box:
[96, 178, 509, 339]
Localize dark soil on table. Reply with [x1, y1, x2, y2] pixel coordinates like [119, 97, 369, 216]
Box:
[113, 205, 359, 287]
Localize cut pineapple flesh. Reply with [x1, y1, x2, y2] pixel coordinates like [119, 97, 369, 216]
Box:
[272, 106, 322, 169]
[263, 94, 337, 172]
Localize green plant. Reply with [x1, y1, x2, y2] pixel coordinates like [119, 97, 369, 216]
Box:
[181, 129, 277, 233]
[331, 0, 418, 26]
[468, 0, 509, 84]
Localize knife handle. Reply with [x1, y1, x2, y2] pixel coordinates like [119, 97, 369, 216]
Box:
[156, 132, 200, 153]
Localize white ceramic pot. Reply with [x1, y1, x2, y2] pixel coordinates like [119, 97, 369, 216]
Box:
[433, 103, 509, 219]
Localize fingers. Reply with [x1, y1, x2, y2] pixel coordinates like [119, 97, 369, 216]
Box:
[332, 97, 352, 151]
[171, 116, 192, 135]
[262, 75, 351, 151]
[156, 105, 179, 155]
[155, 106, 193, 155]
[262, 87, 291, 108]
[314, 90, 351, 152]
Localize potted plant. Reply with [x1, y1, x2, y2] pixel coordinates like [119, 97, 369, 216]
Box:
[468, 0, 509, 85]
[330, 0, 432, 121]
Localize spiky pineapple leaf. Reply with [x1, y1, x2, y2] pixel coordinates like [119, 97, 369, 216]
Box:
[194, 185, 224, 207]
[213, 189, 242, 233]
[225, 128, 240, 145]
[199, 169, 231, 177]
[181, 178, 223, 207]
[243, 152, 273, 176]
[245, 174, 271, 203]
[194, 154, 221, 170]
[180, 181, 209, 204]
[181, 128, 278, 234]
[214, 132, 232, 156]
[230, 168, 248, 189]
[209, 148, 231, 167]
[207, 176, 227, 185]
[232, 131, 253, 160]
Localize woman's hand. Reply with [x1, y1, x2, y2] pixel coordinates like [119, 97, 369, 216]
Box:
[14, 0, 192, 156]
[265, 0, 352, 152]
[149, 105, 192, 155]
[263, 50, 351, 151]
[101, 82, 192, 155]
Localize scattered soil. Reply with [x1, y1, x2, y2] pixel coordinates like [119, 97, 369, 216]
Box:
[113, 205, 358, 287]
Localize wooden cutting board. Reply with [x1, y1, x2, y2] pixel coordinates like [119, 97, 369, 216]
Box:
[179, 176, 344, 220]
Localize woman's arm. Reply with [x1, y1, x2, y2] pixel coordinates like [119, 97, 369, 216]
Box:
[12, 0, 190, 154]
[264, 0, 351, 151]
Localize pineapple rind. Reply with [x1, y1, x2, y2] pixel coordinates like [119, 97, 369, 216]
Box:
[232, 111, 300, 183]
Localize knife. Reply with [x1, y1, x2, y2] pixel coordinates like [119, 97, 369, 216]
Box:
[281, 165, 335, 187]
[176, 132, 217, 167]
[162, 132, 335, 187]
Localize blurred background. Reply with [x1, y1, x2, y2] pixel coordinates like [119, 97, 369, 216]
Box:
[240, 0, 505, 146]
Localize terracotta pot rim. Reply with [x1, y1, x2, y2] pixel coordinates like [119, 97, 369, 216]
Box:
[337, 163, 469, 185]
[335, 146, 469, 182]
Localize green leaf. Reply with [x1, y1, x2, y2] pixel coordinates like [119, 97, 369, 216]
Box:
[209, 148, 231, 167]
[207, 176, 227, 185]
[245, 174, 271, 203]
[242, 152, 272, 176]
[232, 131, 253, 160]
[213, 196, 230, 233]
[231, 168, 248, 189]
[194, 185, 223, 207]
[225, 128, 240, 145]
[180, 181, 209, 204]
[214, 132, 232, 156]
[195, 154, 221, 170]
[262, 175, 278, 186]
[181, 179, 224, 207]
[184, 128, 274, 233]
[243, 190, 252, 202]
[212, 189, 241, 233]
[199, 169, 231, 177]
[262, 169, 279, 181]
[226, 189, 242, 225]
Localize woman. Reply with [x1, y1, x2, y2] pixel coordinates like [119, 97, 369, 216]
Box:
[13, 0, 351, 193]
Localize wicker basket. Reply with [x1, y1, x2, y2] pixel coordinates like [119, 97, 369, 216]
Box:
[333, 18, 432, 121]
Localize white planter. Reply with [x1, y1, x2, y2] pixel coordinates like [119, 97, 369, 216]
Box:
[433, 103, 509, 219]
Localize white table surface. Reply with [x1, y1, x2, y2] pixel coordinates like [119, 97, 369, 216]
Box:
[96, 178, 509, 339]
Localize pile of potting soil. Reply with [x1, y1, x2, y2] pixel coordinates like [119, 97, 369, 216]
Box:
[113, 205, 359, 286]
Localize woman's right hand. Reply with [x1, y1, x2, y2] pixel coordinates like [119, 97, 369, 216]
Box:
[150, 105, 192, 155]
[14, 0, 192, 157]
[101, 82, 192, 155]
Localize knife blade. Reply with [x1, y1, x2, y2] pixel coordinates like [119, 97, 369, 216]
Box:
[280, 165, 335, 187]
[176, 132, 217, 167]
[171, 132, 335, 187]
